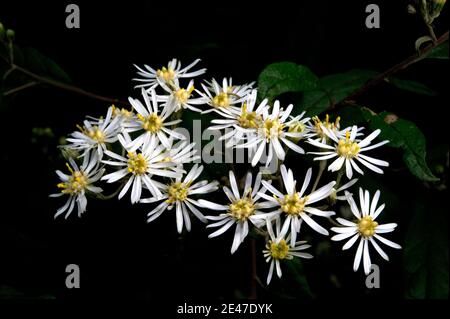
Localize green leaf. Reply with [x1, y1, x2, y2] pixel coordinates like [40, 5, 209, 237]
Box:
[284, 258, 312, 297]
[298, 69, 377, 116]
[404, 195, 449, 299]
[361, 110, 439, 182]
[388, 78, 436, 96]
[426, 40, 449, 59]
[257, 62, 318, 100]
[21, 47, 71, 83]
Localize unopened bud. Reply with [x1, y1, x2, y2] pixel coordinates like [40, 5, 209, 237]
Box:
[6, 29, 14, 41]
[407, 4, 417, 14]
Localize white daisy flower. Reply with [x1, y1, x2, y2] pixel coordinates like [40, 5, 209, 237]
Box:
[159, 80, 205, 113]
[207, 89, 262, 148]
[101, 134, 183, 203]
[133, 58, 206, 90]
[263, 217, 313, 285]
[122, 88, 186, 150]
[199, 77, 254, 114]
[307, 114, 363, 144]
[307, 125, 390, 179]
[50, 152, 104, 219]
[238, 100, 309, 167]
[259, 165, 336, 246]
[66, 107, 121, 158]
[329, 178, 359, 204]
[140, 164, 218, 233]
[331, 188, 401, 275]
[110, 104, 135, 124]
[162, 140, 200, 165]
[199, 171, 277, 254]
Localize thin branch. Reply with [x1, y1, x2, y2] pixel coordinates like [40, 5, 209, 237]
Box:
[4, 81, 38, 96]
[249, 239, 258, 299]
[11, 64, 130, 106]
[346, 31, 448, 101]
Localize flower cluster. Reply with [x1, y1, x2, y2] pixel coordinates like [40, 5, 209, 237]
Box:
[51, 57, 401, 286]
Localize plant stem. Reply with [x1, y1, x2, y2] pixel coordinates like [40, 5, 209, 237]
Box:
[4, 81, 38, 96]
[345, 31, 448, 101]
[311, 160, 327, 192]
[9, 64, 130, 106]
[249, 238, 258, 299]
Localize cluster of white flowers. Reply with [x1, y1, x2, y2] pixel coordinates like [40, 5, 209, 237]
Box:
[51, 58, 400, 286]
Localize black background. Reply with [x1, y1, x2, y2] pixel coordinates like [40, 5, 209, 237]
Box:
[0, 0, 448, 302]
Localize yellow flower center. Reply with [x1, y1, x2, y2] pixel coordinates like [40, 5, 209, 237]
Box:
[357, 216, 378, 238]
[337, 131, 360, 158]
[313, 114, 340, 139]
[263, 118, 284, 139]
[57, 165, 88, 195]
[156, 67, 175, 82]
[166, 182, 189, 204]
[175, 86, 195, 104]
[212, 92, 230, 108]
[112, 104, 133, 118]
[278, 193, 308, 215]
[137, 113, 163, 133]
[229, 196, 255, 221]
[269, 239, 290, 260]
[127, 152, 148, 175]
[237, 103, 261, 129]
[77, 124, 105, 143]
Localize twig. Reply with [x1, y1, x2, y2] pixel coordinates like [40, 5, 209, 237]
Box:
[4, 81, 38, 96]
[346, 31, 449, 101]
[311, 160, 327, 192]
[9, 64, 130, 106]
[249, 238, 258, 299]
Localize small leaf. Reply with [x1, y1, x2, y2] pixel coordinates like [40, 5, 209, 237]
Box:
[426, 40, 449, 59]
[361, 110, 439, 182]
[21, 47, 71, 83]
[257, 62, 318, 100]
[284, 258, 312, 297]
[299, 69, 377, 116]
[404, 196, 448, 299]
[388, 78, 436, 96]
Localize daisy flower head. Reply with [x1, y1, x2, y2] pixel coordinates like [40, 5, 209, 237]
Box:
[207, 89, 262, 148]
[329, 178, 359, 204]
[331, 188, 401, 275]
[239, 100, 309, 167]
[123, 88, 186, 150]
[141, 164, 219, 233]
[263, 217, 313, 285]
[50, 151, 104, 219]
[101, 133, 183, 203]
[199, 77, 254, 114]
[66, 107, 121, 158]
[133, 58, 206, 90]
[308, 125, 390, 179]
[259, 165, 336, 246]
[199, 171, 277, 254]
[159, 79, 205, 113]
[307, 114, 342, 144]
[161, 140, 200, 166]
[110, 104, 135, 124]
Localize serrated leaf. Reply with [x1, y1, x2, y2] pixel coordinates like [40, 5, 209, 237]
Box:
[257, 62, 318, 100]
[404, 196, 448, 299]
[298, 69, 377, 116]
[426, 40, 449, 59]
[388, 78, 436, 96]
[362, 110, 439, 182]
